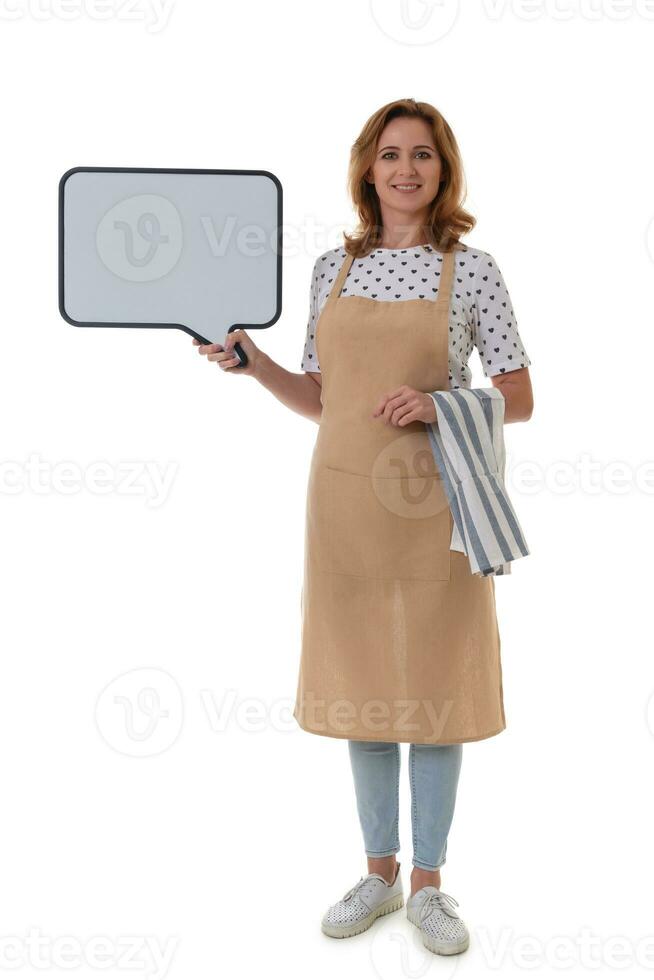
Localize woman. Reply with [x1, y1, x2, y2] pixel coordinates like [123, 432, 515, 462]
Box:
[194, 98, 533, 957]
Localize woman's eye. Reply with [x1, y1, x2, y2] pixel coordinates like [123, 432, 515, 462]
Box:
[381, 151, 431, 160]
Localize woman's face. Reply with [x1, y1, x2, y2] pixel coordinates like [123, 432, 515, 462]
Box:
[366, 116, 443, 224]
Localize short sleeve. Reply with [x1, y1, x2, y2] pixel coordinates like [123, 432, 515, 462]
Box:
[469, 253, 531, 377]
[300, 258, 321, 372]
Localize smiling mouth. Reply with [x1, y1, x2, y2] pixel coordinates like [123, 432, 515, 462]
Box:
[391, 183, 421, 192]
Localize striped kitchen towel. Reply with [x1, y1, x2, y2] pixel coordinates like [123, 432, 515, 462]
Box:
[426, 387, 530, 577]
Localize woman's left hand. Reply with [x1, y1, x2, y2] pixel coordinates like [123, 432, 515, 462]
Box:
[372, 386, 437, 426]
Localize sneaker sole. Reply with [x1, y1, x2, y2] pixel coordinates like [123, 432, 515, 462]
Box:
[422, 934, 470, 956]
[406, 908, 470, 955]
[321, 893, 404, 939]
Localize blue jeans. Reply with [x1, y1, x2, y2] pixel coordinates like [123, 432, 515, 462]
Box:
[347, 740, 463, 871]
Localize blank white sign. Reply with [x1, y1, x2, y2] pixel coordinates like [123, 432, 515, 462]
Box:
[59, 168, 282, 356]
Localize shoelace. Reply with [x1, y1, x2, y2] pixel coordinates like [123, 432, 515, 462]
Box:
[342, 874, 383, 903]
[420, 890, 460, 923]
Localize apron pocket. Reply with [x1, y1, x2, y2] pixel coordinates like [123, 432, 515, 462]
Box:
[324, 465, 451, 582]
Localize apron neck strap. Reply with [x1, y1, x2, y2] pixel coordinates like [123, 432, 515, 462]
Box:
[326, 251, 355, 307]
[438, 246, 456, 306]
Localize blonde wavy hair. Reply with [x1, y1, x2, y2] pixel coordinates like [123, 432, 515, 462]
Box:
[343, 98, 475, 257]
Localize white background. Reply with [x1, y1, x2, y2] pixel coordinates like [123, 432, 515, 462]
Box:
[1, 1, 653, 977]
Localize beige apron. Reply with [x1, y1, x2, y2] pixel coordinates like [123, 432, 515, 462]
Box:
[294, 245, 506, 744]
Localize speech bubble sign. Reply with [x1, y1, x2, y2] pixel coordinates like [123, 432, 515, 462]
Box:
[58, 167, 283, 367]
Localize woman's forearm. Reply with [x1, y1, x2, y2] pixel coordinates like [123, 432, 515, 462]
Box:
[254, 352, 322, 424]
[493, 369, 534, 423]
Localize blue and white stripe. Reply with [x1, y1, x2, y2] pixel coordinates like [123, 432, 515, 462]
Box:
[426, 387, 530, 577]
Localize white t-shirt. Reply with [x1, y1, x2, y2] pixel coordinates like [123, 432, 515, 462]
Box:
[300, 242, 531, 388]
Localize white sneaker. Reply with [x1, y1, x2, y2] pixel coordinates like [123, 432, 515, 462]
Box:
[406, 885, 470, 955]
[321, 863, 404, 938]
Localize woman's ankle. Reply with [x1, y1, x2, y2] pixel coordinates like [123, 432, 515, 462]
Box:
[367, 855, 399, 885]
[410, 864, 441, 895]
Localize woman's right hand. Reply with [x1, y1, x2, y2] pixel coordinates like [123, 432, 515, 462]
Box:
[192, 328, 260, 377]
